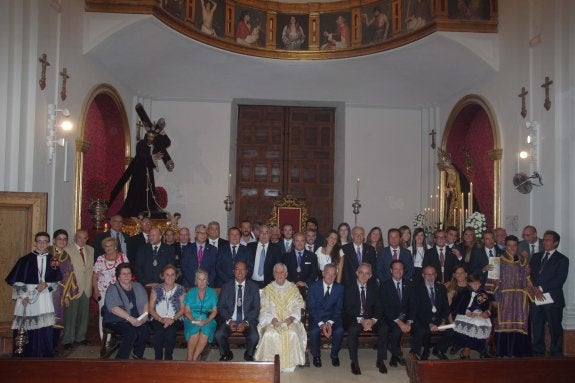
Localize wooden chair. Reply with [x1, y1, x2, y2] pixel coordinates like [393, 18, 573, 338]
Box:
[267, 195, 308, 233]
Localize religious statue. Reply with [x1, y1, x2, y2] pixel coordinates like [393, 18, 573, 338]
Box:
[109, 103, 174, 218]
[437, 149, 462, 227]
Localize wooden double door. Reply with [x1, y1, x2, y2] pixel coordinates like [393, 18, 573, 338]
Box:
[236, 105, 335, 235]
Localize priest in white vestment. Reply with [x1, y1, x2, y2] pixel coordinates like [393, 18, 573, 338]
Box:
[254, 263, 307, 372]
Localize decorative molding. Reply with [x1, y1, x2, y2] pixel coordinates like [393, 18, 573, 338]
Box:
[488, 148, 502, 161]
[85, 0, 498, 60]
[75, 139, 92, 153]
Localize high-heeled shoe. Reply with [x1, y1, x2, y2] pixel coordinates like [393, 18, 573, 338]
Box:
[459, 353, 470, 359]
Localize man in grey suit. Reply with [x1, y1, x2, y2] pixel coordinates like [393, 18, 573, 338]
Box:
[62, 229, 94, 349]
[518, 225, 543, 262]
[215, 260, 260, 361]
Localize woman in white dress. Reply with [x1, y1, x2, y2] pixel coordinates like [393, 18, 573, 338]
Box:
[316, 229, 344, 282]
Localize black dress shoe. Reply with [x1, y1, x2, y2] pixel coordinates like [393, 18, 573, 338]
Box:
[431, 347, 439, 356]
[79, 340, 92, 346]
[244, 354, 254, 361]
[331, 357, 340, 367]
[132, 354, 146, 360]
[437, 352, 448, 360]
[420, 351, 430, 360]
[351, 362, 361, 375]
[219, 352, 234, 361]
[313, 356, 322, 367]
[389, 356, 398, 367]
[397, 355, 406, 366]
[377, 361, 388, 374]
[63, 343, 73, 351]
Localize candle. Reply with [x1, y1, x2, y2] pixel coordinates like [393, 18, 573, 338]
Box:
[356, 178, 360, 200]
[228, 173, 231, 195]
[459, 207, 463, 229]
[469, 182, 473, 214]
[435, 194, 439, 224]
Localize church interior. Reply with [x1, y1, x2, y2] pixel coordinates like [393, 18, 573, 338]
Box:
[1, 0, 574, 372]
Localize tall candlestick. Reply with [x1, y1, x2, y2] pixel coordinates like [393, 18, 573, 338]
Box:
[435, 194, 439, 224]
[356, 178, 360, 200]
[469, 182, 473, 214]
[228, 173, 232, 195]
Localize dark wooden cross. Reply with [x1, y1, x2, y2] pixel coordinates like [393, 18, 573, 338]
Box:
[429, 129, 436, 149]
[518, 87, 528, 118]
[38, 53, 50, 90]
[541, 76, 553, 111]
[60, 67, 69, 101]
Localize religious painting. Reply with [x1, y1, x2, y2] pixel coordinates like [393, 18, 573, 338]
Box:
[402, 0, 432, 33]
[276, 14, 309, 51]
[235, 6, 266, 48]
[194, 0, 225, 37]
[448, 0, 490, 20]
[161, 0, 186, 21]
[361, 1, 393, 46]
[319, 12, 352, 50]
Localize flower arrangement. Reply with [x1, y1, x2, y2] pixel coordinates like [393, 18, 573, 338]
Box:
[413, 211, 434, 240]
[465, 212, 487, 239]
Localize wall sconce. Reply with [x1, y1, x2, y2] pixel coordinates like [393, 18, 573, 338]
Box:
[521, 120, 539, 164]
[46, 103, 73, 179]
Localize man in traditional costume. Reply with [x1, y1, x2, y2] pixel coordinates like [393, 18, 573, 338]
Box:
[254, 263, 306, 372]
[5, 232, 63, 357]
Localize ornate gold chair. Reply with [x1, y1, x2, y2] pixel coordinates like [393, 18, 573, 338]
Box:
[267, 195, 308, 233]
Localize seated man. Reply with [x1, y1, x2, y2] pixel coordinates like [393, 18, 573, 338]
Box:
[307, 263, 344, 368]
[378, 260, 414, 370]
[215, 260, 260, 361]
[343, 262, 382, 375]
[254, 263, 306, 372]
[410, 265, 449, 360]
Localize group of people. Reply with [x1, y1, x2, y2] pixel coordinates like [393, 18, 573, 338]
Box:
[6, 216, 568, 375]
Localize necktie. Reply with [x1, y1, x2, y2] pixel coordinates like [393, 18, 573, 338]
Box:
[530, 244, 535, 255]
[145, 234, 149, 243]
[356, 247, 362, 264]
[79, 247, 85, 264]
[116, 232, 122, 252]
[307, 245, 313, 252]
[236, 284, 243, 323]
[297, 251, 302, 267]
[153, 245, 158, 256]
[325, 285, 331, 299]
[360, 286, 366, 315]
[198, 245, 203, 265]
[541, 252, 550, 269]
[232, 245, 237, 260]
[489, 249, 494, 258]
[258, 245, 266, 277]
[429, 286, 435, 305]
[439, 248, 445, 266]
[212, 241, 217, 248]
[393, 248, 398, 260]
[285, 241, 290, 252]
[396, 281, 402, 301]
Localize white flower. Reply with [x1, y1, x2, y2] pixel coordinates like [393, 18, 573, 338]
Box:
[465, 212, 487, 239]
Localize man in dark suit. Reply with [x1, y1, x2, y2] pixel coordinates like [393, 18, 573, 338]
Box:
[248, 225, 283, 288]
[530, 230, 569, 356]
[410, 265, 450, 360]
[215, 227, 252, 287]
[135, 227, 176, 286]
[307, 263, 344, 368]
[469, 231, 503, 281]
[422, 229, 461, 284]
[93, 214, 129, 260]
[215, 260, 260, 361]
[376, 228, 415, 283]
[378, 260, 414, 370]
[126, 217, 152, 265]
[341, 226, 377, 288]
[306, 217, 325, 250]
[285, 232, 319, 288]
[343, 263, 382, 375]
[181, 224, 217, 288]
[518, 225, 544, 262]
[207, 221, 229, 252]
[280, 223, 294, 254]
[304, 228, 320, 253]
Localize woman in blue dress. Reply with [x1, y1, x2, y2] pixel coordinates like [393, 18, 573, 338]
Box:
[184, 268, 217, 360]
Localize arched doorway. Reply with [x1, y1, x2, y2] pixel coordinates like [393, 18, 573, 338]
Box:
[441, 95, 501, 230]
[74, 84, 130, 237]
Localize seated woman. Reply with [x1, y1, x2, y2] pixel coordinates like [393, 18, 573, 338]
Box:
[452, 273, 493, 359]
[183, 269, 218, 360]
[148, 264, 185, 360]
[103, 263, 150, 359]
[254, 263, 307, 372]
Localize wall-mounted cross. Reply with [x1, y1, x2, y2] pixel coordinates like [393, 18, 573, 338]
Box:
[60, 67, 69, 101]
[541, 76, 553, 111]
[429, 129, 436, 149]
[38, 53, 50, 90]
[518, 87, 528, 118]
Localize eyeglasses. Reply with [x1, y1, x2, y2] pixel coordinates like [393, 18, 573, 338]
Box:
[36, 240, 50, 244]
